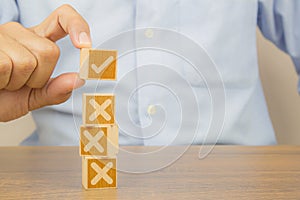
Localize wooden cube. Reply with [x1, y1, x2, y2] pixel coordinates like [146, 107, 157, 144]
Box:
[83, 94, 115, 125]
[80, 48, 117, 80]
[80, 125, 118, 157]
[82, 157, 117, 189]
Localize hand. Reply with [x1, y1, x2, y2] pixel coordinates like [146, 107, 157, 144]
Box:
[0, 4, 91, 122]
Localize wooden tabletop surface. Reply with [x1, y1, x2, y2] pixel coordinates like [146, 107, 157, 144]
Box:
[0, 146, 299, 199]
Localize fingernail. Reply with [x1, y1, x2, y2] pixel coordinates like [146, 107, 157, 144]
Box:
[79, 32, 91, 45]
[73, 77, 85, 89]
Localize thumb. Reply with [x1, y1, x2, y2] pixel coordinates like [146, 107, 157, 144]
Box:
[28, 73, 85, 110]
[30, 4, 92, 48]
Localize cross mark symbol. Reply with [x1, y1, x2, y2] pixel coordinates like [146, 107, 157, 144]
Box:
[89, 98, 112, 122]
[91, 56, 114, 74]
[83, 130, 104, 153]
[91, 162, 114, 185]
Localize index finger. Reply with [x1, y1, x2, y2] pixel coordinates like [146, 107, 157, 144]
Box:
[30, 4, 92, 48]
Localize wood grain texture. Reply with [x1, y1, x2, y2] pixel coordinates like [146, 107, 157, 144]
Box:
[0, 146, 299, 199]
[82, 157, 117, 189]
[82, 94, 115, 125]
[80, 125, 118, 157]
[79, 48, 117, 80]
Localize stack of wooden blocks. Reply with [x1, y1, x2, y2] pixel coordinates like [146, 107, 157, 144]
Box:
[79, 48, 118, 189]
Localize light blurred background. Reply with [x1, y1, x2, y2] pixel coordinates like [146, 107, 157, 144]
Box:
[0, 29, 300, 146]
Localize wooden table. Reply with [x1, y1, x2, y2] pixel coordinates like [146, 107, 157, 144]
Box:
[0, 146, 299, 199]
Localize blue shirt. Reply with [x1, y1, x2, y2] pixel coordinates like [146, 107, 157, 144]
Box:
[0, 0, 299, 146]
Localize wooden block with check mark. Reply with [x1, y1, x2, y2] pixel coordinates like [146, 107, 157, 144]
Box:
[79, 48, 118, 190]
[80, 48, 117, 80]
[80, 125, 119, 157]
[82, 157, 117, 189]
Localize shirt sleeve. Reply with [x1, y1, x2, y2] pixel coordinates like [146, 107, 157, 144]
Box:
[258, 0, 300, 92]
[0, 0, 19, 24]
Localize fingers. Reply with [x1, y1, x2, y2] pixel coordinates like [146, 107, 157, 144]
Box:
[0, 4, 91, 90]
[0, 50, 12, 89]
[0, 4, 90, 122]
[31, 4, 92, 48]
[28, 73, 85, 111]
[0, 73, 84, 122]
[0, 33, 37, 90]
[1, 22, 61, 88]
[0, 86, 32, 122]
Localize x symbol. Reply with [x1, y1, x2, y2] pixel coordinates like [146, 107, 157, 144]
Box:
[83, 130, 104, 153]
[89, 98, 112, 122]
[91, 162, 113, 185]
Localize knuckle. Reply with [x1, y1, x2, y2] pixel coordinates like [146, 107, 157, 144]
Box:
[0, 53, 12, 89]
[0, 22, 26, 41]
[19, 57, 37, 74]
[7, 21, 22, 27]
[0, 54, 12, 75]
[1, 22, 22, 31]
[47, 43, 60, 58]
[36, 42, 60, 60]
[58, 4, 76, 13]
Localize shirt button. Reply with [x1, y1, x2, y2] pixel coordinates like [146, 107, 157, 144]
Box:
[145, 28, 154, 38]
[147, 105, 156, 115]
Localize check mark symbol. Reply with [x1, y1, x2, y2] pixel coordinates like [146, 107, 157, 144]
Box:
[91, 56, 114, 74]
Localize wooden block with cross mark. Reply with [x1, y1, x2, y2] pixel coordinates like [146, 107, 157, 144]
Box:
[83, 94, 115, 125]
[80, 125, 118, 157]
[82, 157, 117, 189]
[79, 48, 117, 80]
